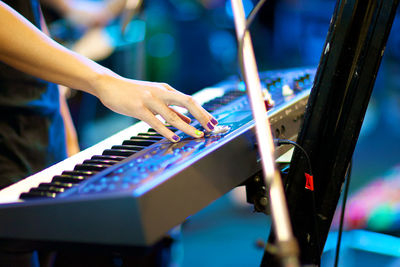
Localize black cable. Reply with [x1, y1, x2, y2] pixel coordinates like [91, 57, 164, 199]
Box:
[334, 159, 352, 267]
[275, 139, 313, 176]
[275, 139, 322, 259]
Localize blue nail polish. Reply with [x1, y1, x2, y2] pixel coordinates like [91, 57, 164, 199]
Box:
[211, 118, 218, 125]
[172, 135, 180, 141]
[207, 122, 214, 130]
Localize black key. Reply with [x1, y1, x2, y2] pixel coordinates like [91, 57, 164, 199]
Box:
[31, 187, 66, 194]
[103, 149, 136, 157]
[20, 180, 76, 200]
[148, 126, 177, 132]
[123, 139, 157, 147]
[38, 182, 75, 189]
[138, 132, 162, 137]
[91, 155, 126, 161]
[20, 191, 57, 199]
[83, 159, 118, 166]
[130, 135, 164, 141]
[53, 175, 87, 184]
[111, 145, 144, 151]
[74, 164, 108, 172]
[62, 170, 98, 177]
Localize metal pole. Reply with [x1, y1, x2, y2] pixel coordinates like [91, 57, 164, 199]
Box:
[229, 1, 299, 266]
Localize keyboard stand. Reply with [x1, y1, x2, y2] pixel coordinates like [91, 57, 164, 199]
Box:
[262, 0, 400, 266]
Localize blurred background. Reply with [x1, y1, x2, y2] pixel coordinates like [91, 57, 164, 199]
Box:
[42, 0, 400, 266]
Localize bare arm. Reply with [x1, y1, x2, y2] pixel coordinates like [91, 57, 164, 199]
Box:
[0, 2, 217, 142]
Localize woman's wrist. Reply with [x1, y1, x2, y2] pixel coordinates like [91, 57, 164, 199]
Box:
[85, 64, 118, 97]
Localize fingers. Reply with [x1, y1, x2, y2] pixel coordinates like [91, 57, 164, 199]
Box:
[171, 95, 218, 132]
[151, 101, 205, 139]
[136, 82, 218, 141]
[160, 84, 218, 132]
[170, 107, 191, 124]
[140, 109, 181, 142]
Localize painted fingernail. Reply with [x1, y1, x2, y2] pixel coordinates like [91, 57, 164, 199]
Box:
[172, 135, 180, 142]
[207, 122, 214, 131]
[211, 118, 218, 125]
[195, 130, 203, 137]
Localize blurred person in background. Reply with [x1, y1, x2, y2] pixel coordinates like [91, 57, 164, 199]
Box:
[41, 0, 126, 28]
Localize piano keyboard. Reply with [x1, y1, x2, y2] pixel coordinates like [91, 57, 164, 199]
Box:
[0, 88, 224, 203]
[0, 67, 314, 246]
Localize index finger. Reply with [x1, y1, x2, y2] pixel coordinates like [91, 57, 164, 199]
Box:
[179, 95, 218, 132]
[161, 86, 218, 131]
[139, 109, 181, 142]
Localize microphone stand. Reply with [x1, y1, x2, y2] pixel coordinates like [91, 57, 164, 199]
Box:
[229, 1, 300, 266]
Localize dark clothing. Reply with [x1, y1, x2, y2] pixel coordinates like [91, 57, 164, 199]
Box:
[0, 0, 66, 265]
[0, 0, 67, 189]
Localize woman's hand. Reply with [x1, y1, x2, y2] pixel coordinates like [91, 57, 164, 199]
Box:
[94, 73, 218, 142]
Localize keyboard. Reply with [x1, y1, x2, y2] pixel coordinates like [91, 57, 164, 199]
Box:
[0, 67, 314, 246]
